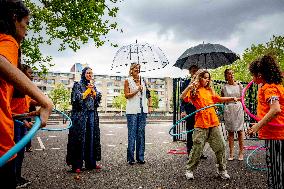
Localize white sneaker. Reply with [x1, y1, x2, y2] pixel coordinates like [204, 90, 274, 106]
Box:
[216, 164, 219, 174]
[185, 170, 194, 180]
[219, 170, 230, 179]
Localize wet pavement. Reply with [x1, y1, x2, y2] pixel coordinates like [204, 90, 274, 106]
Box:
[22, 121, 267, 189]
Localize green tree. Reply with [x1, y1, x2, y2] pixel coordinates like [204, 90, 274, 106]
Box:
[112, 91, 126, 110]
[48, 83, 71, 111]
[22, 0, 121, 74]
[150, 90, 159, 110]
[112, 90, 160, 111]
[211, 35, 284, 82]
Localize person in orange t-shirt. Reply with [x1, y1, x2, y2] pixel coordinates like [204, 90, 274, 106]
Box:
[12, 64, 36, 188]
[248, 55, 284, 188]
[0, 1, 53, 188]
[180, 69, 240, 180]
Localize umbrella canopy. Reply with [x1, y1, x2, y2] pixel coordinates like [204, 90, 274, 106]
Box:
[174, 43, 239, 70]
[111, 41, 169, 75]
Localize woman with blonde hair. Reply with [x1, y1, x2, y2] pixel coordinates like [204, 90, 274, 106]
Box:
[180, 69, 240, 180]
[124, 63, 152, 165]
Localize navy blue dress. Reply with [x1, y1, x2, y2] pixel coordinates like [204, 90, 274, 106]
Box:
[66, 81, 102, 170]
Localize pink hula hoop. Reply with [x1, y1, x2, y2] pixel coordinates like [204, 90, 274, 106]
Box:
[241, 80, 284, 127]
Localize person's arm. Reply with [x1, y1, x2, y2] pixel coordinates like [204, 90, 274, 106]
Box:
[0, 55, 53, 127]
[180, 84, 192, 100]
[219, 96, 239, 103]
[248, 100, 281, 134]
[124, 79, 142, 99]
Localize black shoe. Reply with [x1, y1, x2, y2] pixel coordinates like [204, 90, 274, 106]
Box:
[137, 160, 145, 164]
[16, 177, 31, 188]
[201, 154, 207, 159]
[128, 161, 135, 165]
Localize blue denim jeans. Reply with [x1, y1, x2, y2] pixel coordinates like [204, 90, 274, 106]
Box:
[126, 113, 147, 162]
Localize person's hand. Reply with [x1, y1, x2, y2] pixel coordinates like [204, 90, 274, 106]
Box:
[181, 111, 187, 118]
[23, 120, 33, 129]
[247, 123, 260, 136]
[148, 106, 153, 114]
[233, 97, 241, 102]
[137, 85, 143, 92]
[87, 83, 94, 89]
[91, 88, 97, 96]
[189, 80, 199, 89]
[39, 100, 53, 127]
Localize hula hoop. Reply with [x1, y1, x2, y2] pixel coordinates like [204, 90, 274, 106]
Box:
[41, 109, 72, 131]
[241, 80, 284, 127]
[0, 116, 41, 167]
[246, 144, 268, 171]
[169, 104, 224, 136]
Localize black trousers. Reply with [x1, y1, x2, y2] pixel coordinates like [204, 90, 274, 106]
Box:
[266, 140, 284, 189]
[185, 114, 195, 154]
[0, 158, 16, 189]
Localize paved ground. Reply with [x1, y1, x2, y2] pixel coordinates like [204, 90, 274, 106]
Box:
[22, 121, 268, 189]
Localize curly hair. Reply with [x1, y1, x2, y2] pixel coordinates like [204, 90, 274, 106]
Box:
[0, 0, 29, 39]
[249, 55, 283, 84]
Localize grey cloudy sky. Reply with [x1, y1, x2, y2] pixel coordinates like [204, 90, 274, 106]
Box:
[47, 0, 284, 78]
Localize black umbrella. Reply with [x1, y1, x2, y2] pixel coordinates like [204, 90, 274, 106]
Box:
[173, 43, 239, 69]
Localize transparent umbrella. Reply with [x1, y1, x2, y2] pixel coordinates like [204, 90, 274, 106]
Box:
[111, 40, 169, 75]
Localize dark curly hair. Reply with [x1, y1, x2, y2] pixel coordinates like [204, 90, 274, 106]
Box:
[0, 0, 29, 39]
[249, 55, 283, 84]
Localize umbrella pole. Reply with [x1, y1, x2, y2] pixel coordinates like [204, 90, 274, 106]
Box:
[205, 54, 207, 70]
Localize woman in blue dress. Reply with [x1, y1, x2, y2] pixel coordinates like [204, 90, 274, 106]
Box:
[66, 67, 102, 173]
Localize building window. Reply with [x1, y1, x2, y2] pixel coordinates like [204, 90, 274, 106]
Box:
[115, 76, 121, 81]
[107, 82, 113, 87]
[47, 79, 55, 84]
[61, 80, 69, 85]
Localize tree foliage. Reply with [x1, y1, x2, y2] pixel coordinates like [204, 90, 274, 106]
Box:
[22, 0, 121, 74]
[150, 90, 159, 110]
[211, 35, 284, 82]
[48, 83, 71, 111]
[112, 91, 126, 110]
[112, 90, 160, 111]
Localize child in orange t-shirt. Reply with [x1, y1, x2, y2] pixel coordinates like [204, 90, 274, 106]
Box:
[0, 1, 53, 188]
[180, 69, 240, 180]
[248, 55, 284, 188]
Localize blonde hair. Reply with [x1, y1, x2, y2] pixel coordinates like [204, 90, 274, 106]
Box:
[129, 63, 140, 76]
[190, 69, 215, 98]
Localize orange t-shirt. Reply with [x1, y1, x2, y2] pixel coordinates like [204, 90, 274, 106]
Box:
[183, 87, 221, 128]
[257, 84, 284, 140]
[0, 34, 19, 158]
[11, 95, 32, 115]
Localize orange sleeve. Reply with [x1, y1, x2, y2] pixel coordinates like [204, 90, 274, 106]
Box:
[212, 94, 221, 103]
[0, 35, 19, 66]
[25, 96, 32, 112]
[263, 86, 280, 103]
[183, 91, 191, 103]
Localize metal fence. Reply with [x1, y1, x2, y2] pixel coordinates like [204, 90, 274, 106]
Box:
[172, 78, 258, 141]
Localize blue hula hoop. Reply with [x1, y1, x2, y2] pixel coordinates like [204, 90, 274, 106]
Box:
[41, 109, 72, 131]
[0, 109, 72, 167]
[169, 104, 224, 136]
[246, 145, 268, 171]
[0, 116, 41, 167]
